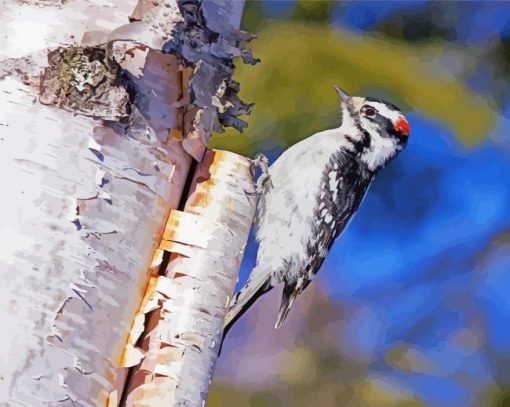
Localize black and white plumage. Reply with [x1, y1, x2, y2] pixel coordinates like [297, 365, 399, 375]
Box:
[222, 86, 410, 340]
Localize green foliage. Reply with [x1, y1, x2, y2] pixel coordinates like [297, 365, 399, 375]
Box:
[240, 1, 267, 35]
[492, 390, 510, 407]
[210, 22, 496, 156]
[291, 0, 334, 24]
[478, 385, 510, 407]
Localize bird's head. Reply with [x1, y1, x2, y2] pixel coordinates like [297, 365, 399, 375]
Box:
[334, 85, 410, 171]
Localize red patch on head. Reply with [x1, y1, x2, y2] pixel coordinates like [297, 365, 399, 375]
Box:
[394, 117, 410, 137]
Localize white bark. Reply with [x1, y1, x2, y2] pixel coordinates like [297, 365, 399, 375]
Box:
[0, 1, 190, 405]
[0, 0, 252, 405]
[123, 150, 256, 406]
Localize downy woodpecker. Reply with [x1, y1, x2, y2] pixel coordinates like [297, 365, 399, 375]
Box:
[223, 86, 410, 340]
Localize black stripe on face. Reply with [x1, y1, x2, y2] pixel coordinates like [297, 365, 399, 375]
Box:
[346, 131, 371, 154]
[374, 113, 408, 144]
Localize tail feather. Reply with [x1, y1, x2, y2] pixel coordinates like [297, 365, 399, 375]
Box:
[219, 274, 272, 354]
[275, 280, 298, 329]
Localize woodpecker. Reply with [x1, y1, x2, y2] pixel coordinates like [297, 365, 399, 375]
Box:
[222, 86, 410, 341]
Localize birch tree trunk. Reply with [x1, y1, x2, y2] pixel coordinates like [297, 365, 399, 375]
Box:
[123, 150, 256, 405]
[0, 0, 255, 405]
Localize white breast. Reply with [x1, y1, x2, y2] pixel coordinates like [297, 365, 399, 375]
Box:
[255, 128, 345, 281]
[361, 133, 398, 171]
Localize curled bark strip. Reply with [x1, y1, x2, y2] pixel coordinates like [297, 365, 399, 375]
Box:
[122, 149, 257, 406]
[164, 0, 259, 154]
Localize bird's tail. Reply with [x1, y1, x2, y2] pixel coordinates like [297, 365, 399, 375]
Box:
[275, 280, 298, 329]
[220, 272, 272, 353]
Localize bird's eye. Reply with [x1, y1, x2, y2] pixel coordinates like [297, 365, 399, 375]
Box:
[363, 106, 377, 118]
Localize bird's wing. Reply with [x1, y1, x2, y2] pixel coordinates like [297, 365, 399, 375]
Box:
[275, 157, 373, 329]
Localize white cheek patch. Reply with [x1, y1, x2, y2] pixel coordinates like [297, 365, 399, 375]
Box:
[360, 117, 399, 170]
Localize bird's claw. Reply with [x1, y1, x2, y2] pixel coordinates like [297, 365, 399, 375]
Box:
[251, 153, 272, 194]
[256, 172, 273, 193]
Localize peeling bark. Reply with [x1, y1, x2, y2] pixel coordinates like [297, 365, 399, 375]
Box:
[163, 0, 258, 143]
[122, 150, 257, 406]
[0, 69, 188, 406]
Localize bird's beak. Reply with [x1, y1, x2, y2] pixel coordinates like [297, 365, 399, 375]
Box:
[334, 85, 350, 102]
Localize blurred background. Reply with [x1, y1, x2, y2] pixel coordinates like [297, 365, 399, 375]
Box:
[209, 1, 510, 406]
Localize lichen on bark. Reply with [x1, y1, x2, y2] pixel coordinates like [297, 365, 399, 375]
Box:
[39, 46, 131, 121]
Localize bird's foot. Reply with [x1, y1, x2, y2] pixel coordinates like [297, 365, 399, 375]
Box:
[251, 153, 273, 194]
